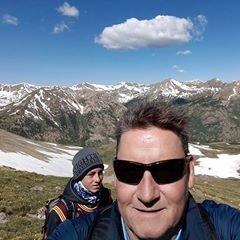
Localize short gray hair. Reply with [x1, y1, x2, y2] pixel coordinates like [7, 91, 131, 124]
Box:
[116, 101, 189, 155]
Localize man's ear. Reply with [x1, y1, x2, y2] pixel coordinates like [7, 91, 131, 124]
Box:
[188, 155, 195, 189]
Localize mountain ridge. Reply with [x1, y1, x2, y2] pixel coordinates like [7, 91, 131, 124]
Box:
[0, 78, 240, 145]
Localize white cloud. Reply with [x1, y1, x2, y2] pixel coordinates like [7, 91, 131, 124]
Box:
[95, 14, 207, 50]
[172, 65, 185, 73]
[53, 22, 70, 34]
[57, 2, 79, 18]
[2, 14, 18, 26]
[192, 14, 208, 40]
[176, 50, 192, 55]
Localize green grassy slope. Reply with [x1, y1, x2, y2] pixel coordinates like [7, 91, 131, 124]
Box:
[0, 166, 239, 240]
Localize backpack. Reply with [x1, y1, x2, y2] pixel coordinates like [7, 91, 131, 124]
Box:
[41, 194, 75, 239]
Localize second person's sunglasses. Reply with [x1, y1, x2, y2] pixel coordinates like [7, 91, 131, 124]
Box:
[113, 156, 191, 185]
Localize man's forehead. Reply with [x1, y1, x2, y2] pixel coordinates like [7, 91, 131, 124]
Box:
[120, 127, 181, 143]
[118, 127, 184, 159]
[141, 132, 155, 142]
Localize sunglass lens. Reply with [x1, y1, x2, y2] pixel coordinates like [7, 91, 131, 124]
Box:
[152, 159, 187, 184]
[113, 160, 143, 184]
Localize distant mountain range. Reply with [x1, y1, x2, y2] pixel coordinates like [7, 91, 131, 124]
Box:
[0, 78, 240, 145]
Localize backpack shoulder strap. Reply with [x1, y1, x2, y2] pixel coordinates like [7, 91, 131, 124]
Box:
[61, 198, 75, 219]
[198, 204, 218, 240]
[52, 199, 69, 222]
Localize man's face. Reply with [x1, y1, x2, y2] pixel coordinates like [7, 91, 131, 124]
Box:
[115, 127, 194, 239]
[81, 167, 103, 193]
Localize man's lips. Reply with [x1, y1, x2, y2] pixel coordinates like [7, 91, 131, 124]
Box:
[134, 207, 165, 213]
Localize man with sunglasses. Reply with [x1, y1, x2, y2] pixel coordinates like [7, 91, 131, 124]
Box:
[47, 101, 240, 240]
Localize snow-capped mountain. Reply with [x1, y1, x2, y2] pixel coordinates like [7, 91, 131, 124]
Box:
[0, 83, 38, 107]
[1, 78, 239, 107]
[147, 78, 232, 98]
[0, 78, 239, 145]
[149, 78, 204, 98]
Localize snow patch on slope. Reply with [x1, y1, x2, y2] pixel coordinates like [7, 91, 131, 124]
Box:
[0, 139, 239, 179]
[195, 154, 240, 178]
[0, 150, 74, 177]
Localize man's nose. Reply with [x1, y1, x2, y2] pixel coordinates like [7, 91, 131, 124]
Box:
[136, 171, 160, 206]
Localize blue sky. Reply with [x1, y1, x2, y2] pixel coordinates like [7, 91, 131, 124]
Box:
[0, 0, 240, 86]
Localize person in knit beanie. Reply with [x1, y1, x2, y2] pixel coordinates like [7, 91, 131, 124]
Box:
[72, 147, 104, 182]
[43, 147, 112, 238]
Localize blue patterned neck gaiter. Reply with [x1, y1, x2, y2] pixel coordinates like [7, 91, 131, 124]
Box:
[73, 181, 101, 205]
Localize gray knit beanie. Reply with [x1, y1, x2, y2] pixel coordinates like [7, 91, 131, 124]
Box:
[72, 147, 104, 180]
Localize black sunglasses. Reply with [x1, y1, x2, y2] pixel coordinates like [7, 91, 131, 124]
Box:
[113, 157, 191, 185]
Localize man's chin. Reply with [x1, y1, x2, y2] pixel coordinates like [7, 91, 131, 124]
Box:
[129, 218, 170, 240]
[134, 228, 167, 240]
